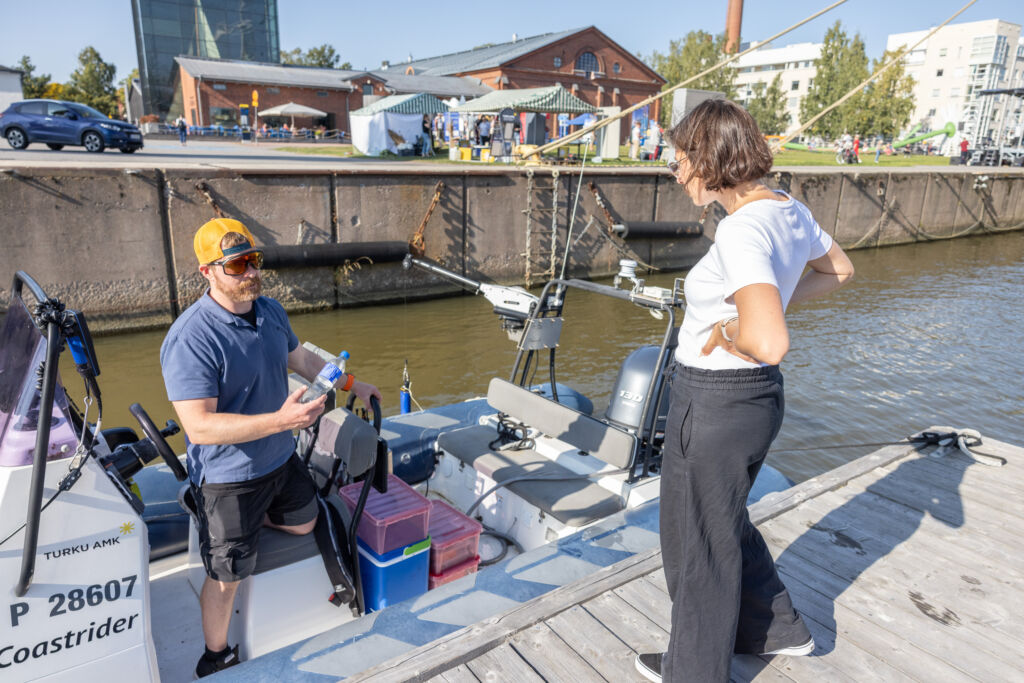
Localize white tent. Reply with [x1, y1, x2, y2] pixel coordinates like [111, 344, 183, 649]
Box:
[256, 102, 327, 128]
[349, 93, 448, 156]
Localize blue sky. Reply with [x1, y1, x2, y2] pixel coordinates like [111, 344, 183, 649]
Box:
[2, 0, 1020, 83]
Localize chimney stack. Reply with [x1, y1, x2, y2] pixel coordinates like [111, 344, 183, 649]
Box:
[512, 33, 518, 42]
[725, 0, 743, 53]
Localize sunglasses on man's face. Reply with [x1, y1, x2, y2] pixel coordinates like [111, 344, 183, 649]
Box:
[212, 251, 263, 276]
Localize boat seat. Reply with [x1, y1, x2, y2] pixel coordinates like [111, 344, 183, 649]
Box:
[437, 425, 625, 526]
[254, 491, 352, 575]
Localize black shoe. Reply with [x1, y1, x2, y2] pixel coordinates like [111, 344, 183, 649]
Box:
[635, 652, 663, 681]
[195, 645, 240, 678]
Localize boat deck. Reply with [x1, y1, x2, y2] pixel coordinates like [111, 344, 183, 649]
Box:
[349, 428, 1024, 681]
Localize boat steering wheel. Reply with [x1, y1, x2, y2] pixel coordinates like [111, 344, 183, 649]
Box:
[345, 394, 382, 435]
[129, 403, 188, 481]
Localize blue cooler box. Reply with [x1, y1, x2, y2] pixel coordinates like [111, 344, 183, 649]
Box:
[358, 536, 431, 612]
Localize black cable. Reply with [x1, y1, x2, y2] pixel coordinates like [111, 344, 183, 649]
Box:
[488, 415, 535, 451]
[769, 431, 964, 455]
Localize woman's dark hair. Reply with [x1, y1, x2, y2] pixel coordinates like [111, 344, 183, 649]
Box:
[667, 99, 773, 192]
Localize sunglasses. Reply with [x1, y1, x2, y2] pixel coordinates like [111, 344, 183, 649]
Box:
[666, 153, 689, 175]
[211, 251, 263, 276]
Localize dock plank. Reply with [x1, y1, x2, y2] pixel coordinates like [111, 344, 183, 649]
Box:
[464, 644, 543, 682]
[581, 590, 670, 653]
[545, 605, 642, 681]
[429, 664, 479, 683]
[509, 622, 608, 682]
[760, 521, 1024, 681]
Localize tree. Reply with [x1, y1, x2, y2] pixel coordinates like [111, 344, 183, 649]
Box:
[281, 44, 350, 69]
[799, 21, 869, 138]
[746, 74, 791, 135]
[857, 48, 916, 138]
[646, 31, 738, 128]
[16, 56, 51, 99]
[42, 82, 70, 100]
[68, 47, 118, 116]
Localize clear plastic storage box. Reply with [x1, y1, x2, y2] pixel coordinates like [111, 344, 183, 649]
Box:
[428, 554, 479, 590]
[340, 474, 432, 555]
[427, 499, 483, 575]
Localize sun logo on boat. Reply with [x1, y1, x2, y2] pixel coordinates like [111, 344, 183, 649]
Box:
[119, 521, 135, 535]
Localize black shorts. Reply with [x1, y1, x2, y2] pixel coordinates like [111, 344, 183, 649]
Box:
[194, 455, 317, 582]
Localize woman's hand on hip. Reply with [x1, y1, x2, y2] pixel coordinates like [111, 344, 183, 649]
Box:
[700, 322, 758, 363]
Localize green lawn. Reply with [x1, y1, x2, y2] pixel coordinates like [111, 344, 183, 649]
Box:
[275, 144, 952, 168]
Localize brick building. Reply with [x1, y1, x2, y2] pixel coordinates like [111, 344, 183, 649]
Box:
[394, 27, 666, 141]
[173, 56, 490, 133]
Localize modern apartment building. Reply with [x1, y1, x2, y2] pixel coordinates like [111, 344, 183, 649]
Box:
[887, 18, 1024, 149]
[734, 42, 822, 134]
[130, 0, 280, 119]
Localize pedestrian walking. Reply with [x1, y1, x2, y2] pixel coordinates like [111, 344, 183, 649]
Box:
[630, 120, 641, 160]
[960, 138, 971, 165]
[636, 99, 855, 682]
[176, 116, 188, 146]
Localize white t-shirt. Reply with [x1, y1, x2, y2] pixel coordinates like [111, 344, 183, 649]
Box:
[675, 192, 833, 370]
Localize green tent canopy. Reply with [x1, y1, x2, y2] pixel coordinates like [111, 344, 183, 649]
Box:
[350, 92, 450, 116]
[453, 86, 597, 114]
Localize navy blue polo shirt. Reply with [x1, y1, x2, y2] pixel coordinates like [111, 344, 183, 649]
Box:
[160, 292, 299, 485]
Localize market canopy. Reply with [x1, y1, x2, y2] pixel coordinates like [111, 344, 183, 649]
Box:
[351, 92, 450, 116]
[453, 86, 597, 114]
[256, 102, 328, 118]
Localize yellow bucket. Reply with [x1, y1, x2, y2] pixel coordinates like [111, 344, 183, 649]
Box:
[480, 148, 491, 162]
[460, 147, 472, 161]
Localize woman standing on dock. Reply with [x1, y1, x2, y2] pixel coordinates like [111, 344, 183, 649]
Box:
[636, 99, 855, 682]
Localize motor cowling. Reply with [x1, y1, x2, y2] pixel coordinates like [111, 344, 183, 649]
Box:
[99, 439, 160, 481]
[604, 344, 670, 433]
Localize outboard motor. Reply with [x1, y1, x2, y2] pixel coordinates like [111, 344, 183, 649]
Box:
[604, 345, 672, 433]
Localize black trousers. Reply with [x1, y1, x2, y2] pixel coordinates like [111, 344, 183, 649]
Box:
[660, 364, 810, 682]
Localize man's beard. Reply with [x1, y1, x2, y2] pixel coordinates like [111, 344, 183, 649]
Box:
[226, 274, 262, 302]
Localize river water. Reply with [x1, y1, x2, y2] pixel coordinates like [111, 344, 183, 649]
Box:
[70, 231, 1023, 483]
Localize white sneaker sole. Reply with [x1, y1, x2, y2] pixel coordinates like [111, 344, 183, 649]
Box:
[762, 638, 815, 657]
[634, 654, 662, 682]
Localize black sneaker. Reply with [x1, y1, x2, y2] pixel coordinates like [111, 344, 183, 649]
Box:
[635, 652, 663, 681]
[195, 645, 240, 678]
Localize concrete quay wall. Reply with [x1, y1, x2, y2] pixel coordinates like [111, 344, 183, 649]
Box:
[1, 166, 1021, 333]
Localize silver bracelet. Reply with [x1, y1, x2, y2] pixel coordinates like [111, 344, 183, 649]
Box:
[721, 316, 739, 343]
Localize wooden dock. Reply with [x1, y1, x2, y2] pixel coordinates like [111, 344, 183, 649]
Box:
[351, 429, 1024, 681]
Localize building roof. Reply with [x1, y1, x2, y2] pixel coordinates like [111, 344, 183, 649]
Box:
[394, 28, 585, 76]
[176, 57, 355, 90]
[352, 92, 451, 116]
[453, 85, 597, 113]
[366, 71, 491, 98]
[0, 65, 23, 75]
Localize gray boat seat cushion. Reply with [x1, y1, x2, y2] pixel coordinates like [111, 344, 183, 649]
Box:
[314, 407, 379, 479]
[436, 425, 624, 527]
[254, 491, 353, 575]
[485, 378, 637, 469]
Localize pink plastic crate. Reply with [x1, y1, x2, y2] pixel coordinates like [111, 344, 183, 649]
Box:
[428, 554, 480, 590]
[340, 474, 431, 555]
[427, 500, 483, 575]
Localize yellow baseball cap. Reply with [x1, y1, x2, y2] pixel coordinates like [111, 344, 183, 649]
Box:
[193, 218, 260, 265]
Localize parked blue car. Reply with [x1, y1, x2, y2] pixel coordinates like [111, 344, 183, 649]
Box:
[0, 99, 143, 153]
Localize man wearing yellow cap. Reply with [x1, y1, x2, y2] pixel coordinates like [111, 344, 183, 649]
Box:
[160, 218, 381, 677]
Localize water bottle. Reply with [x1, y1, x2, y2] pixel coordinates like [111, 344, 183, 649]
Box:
[301, 350, 350, 403]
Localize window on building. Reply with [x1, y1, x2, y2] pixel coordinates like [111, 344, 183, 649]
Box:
[362, 83, 373, 95]
[613, 62, 621, 74]
[209, 107, 238, 126]
[951, 87, 960, 97]
[554, 56, 562, 68]
[789, 97, 799, 108]
[936, 69, 943, 77]
[938, 48, 947, 57]
[927, 108, 936, 117]
[212, 83, 227, 91]
[932, 89, 940, 97]
[316, 91, 328, 97]
[267, 87, 280, 94]
[791, 80, 799, 91]
[575, 52, 599, 74]
[808, 78, 814, 88]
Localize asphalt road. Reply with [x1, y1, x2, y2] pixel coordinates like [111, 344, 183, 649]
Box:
[0, 138, 463, 172]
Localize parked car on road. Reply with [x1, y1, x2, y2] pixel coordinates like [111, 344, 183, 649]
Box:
[0, 99, 143, 153]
